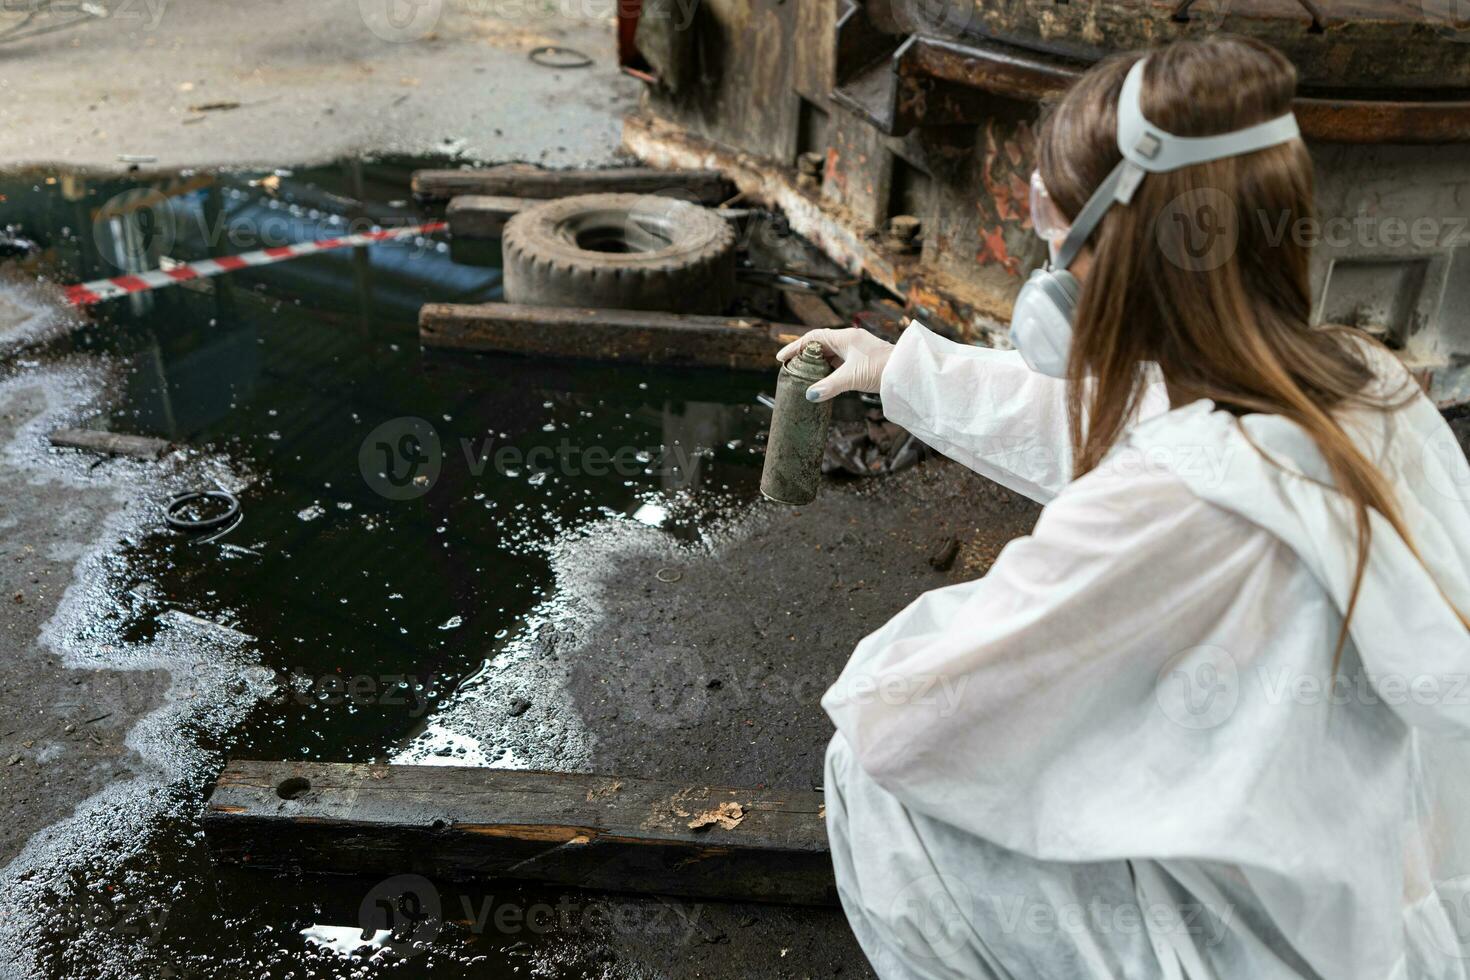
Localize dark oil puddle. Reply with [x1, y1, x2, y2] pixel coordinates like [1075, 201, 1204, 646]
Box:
[3, 158, 781, 977]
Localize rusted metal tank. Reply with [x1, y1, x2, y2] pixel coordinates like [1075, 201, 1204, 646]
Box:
[619, 0, 1470, 406]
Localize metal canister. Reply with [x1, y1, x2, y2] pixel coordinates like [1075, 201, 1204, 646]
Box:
[760, 341, 833, 505]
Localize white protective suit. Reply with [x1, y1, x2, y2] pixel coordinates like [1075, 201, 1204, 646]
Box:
[821, 323, 1470, 980]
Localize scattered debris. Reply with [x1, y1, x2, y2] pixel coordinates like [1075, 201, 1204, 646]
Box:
[529, 45, 594, 69]
[186, 100, 241, 113]
[823, 410, 928, 478]
[928, 536, 961, 573]
[164, 489, 240, 532]
[655, 567, 682, 583]
[49, 428, 170, 460]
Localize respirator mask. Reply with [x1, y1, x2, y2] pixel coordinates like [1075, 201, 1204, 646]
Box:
[1010, 57, 1302, 379]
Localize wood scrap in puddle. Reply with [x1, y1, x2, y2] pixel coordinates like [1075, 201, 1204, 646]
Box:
[420, 301, 804, 371]
[48, 428, 170, 460]
[204, 760, 834, 905]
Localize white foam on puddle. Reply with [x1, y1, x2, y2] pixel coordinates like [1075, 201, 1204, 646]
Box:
[388, 523, 664, 774]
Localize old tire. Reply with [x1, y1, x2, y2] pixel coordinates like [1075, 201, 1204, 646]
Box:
[502, 193, 736, 315]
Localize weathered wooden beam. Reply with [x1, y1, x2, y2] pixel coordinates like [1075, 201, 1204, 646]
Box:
[446, 195, 532, 239]
[204, 761, 835, 906]
[782, 291, 846, 330]
[48, 428, 170, 460]
[420, 302, 803, 371]
[412, 166, 733, 203]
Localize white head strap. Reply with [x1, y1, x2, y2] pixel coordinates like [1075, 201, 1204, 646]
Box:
[1052, 57, 1300, 270]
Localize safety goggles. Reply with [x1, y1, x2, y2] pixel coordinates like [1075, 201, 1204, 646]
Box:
[1029, 169, 1072, 248]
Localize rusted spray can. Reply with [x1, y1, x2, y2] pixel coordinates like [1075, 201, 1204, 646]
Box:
[760, 342, 833, 505]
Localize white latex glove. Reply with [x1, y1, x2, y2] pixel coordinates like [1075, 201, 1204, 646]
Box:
[776, 328, 895, 403]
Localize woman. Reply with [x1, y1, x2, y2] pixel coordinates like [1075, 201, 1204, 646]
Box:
[780, 36, 1470, 980]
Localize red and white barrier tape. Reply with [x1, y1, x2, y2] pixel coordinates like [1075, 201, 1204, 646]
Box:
[64, 220, 448, 307]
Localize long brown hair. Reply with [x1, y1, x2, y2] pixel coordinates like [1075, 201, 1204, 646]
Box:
[1036, 35, 1470, 665]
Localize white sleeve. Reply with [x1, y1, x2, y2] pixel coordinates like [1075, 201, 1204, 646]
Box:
[879, 323, 1170, 503]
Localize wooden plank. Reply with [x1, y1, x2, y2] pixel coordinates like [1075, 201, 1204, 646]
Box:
[420, 302, 804, 372]
[446, 195, 532, 238]
[204, 761, 835, 906]
[412, 166, 733, 203]
[49, 428, 170, 460]
[782, 291, 846, 330]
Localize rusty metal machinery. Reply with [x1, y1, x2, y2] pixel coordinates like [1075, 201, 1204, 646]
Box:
[840, 1, 1470, 143]
[865, 0, 1470, 94]
[621, 0, 1470, 406]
